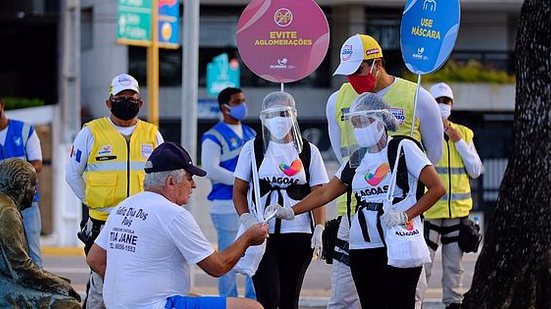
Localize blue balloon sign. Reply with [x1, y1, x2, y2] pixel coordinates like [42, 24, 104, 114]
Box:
[400, 0, 460, 75]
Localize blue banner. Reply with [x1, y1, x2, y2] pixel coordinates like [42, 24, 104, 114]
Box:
[400, 0, 460, 75]
[158, 0, 180, 47]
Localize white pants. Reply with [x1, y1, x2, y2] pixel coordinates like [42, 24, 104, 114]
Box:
[327, 217, 360, 309]
[416, 218, 464, 308]
[86, 271, 106, 309]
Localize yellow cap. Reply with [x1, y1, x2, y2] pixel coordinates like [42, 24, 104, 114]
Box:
[359, 34, 383, 60]
[334, 34, 384, 76]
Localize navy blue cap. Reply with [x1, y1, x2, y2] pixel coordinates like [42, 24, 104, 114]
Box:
[144, 142, 206, 176]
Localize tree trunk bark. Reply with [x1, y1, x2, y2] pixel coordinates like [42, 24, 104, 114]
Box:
[462, 0, 551, 308]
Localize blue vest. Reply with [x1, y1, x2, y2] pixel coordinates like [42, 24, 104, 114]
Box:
[0, 120, 40, 201]
[202, 122, 256, 201]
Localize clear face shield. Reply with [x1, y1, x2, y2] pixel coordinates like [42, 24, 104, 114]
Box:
[260, 105, 303, 155]
[343, 109, 388, 168]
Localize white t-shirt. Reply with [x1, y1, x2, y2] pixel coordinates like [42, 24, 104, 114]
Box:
[234, 140, 329, 234]
[65, 117, 164, 202]
[335, 139, 431, 250]
[95, 191, 214, 309]
[0, 122, 42, 161]
[326, 78, 443, 165]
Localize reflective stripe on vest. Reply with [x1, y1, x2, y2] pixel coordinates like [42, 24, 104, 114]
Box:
[439, 192, 472, 201]
[84, 118, 158, 221]
[435, 167, 466, 175]
[425, 122, 474, 220]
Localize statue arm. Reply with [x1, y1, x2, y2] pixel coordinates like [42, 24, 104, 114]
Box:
[0, 206, 74, 296]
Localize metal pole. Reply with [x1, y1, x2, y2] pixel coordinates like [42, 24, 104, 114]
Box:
[54, 0, 82, 246]
[410, 74, 422, 137]
[147, 0, 160, 126]
[181, 0, 199, 159]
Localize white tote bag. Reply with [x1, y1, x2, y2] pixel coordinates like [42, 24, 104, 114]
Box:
[234, 143, 268, 277]
[383, 140, 431, 268]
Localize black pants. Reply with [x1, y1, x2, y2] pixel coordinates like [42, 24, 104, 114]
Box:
[349, 247, 422, 309]
[253, 233, 313, 309]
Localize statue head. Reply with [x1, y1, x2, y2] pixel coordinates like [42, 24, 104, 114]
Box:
[0, 158, 37, 210]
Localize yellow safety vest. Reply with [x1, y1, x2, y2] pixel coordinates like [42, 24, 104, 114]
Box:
[424, 122, 474, 219]
[333, 79, 420, 215]
[83, 118, 158, 221]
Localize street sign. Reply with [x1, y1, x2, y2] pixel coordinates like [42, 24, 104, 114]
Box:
[158, 0, 180, 48]
[117, 0, 180, 47]
[236, 0, 330, 83]
[206, 53, 240, 98]
[117, 0, 152, 46]
[400, 0, 461, 74]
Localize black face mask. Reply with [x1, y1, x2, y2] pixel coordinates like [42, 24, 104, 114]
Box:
[111, 99, 140, 120]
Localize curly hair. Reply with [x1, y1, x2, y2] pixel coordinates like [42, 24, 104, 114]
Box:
[0, 158, 37, 205]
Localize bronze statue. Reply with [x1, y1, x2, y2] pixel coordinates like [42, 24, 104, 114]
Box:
[0, 158, 81, 308]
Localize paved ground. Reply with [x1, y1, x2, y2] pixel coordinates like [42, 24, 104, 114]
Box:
[43, 247, 479, 309]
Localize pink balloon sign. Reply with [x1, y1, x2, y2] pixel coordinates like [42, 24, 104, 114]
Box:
[236, 0, 330, 83]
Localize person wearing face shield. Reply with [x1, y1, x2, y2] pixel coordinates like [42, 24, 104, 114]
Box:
[65, 73, 164, 308]
[233, 92, 328, 309]
[324, 34, 444, 309]
[415, 83, 483, 309]
[266, 93, 445, 309]
[201, 87, 257, 299]
[0, 158, 81, 308]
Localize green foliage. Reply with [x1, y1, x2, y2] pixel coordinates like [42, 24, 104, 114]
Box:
[402, 60, 516, 84]
[1, 97, 45, 110]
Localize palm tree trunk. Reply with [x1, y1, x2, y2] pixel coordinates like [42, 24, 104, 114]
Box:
[462, 0, 551, 308]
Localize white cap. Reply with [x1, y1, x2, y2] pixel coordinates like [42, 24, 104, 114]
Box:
[109, 74, 140, 96]
[430, 82, 454, 101]
[333, 34, 383, 76]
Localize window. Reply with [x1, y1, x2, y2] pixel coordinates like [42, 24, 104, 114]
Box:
[81, 8, 93, 50]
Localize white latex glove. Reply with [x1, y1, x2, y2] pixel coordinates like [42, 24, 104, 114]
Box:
[381, 211, 408, 227]
[239, 213, 260, 229]
[311, 224, 324, 260]
[264, 204, 295, 220]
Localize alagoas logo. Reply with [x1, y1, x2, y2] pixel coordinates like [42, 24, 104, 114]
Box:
[395, 221, 419, 236]
[98, 145, 112, 156]
[279, 159, 302, 177]
[365, 163, 390, 186]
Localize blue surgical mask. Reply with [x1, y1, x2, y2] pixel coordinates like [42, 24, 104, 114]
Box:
[224, 102, 248, 121]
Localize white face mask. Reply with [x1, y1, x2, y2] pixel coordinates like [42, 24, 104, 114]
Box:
[439, 103, 451, 119]
[354, 121, 384, 147]
[264, 117, 294, 139]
